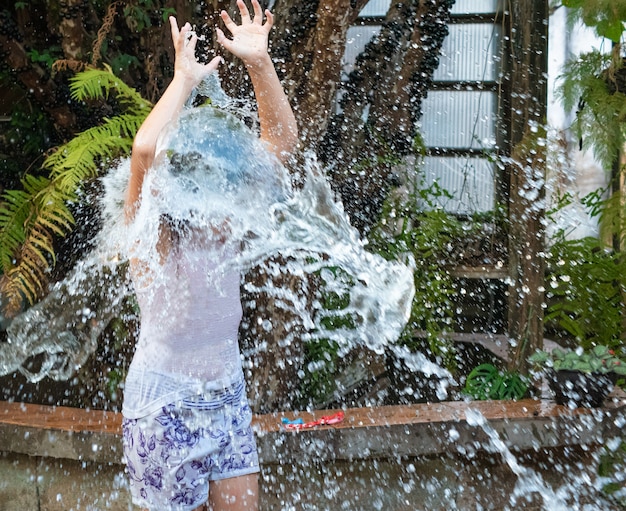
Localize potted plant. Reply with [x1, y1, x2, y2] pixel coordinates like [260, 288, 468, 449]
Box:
[529, 345, 626, 407]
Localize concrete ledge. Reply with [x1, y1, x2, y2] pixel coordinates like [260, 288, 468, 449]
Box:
[0, 402, 122, 463]
[1, 398, 624, 465]
[261, 399, 626, 464]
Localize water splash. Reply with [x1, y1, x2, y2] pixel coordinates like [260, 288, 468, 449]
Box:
[463, 408, 614, 511]
[0, 80, 415, 383]
[0, 258, 129, 382]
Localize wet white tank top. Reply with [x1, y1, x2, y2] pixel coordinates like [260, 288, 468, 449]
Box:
[122, 239, 244, 419]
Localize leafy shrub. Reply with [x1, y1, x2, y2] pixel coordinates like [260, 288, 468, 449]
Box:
[464, 363, 529, 401]
[546, 235, 625, 352]
[369, 177, 459, 367]
[529, 345, 626, 375]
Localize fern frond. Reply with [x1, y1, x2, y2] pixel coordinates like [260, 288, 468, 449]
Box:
[27, 227, 54, 267]
[556, 50, 611, 112]
[0, 202, 74, 313]
[0, 173, 76, 313]
[595, 191, 626, 244]
[69, 65, 151, 113]
[557, 50, 626, 168]
[0, 175, 51, 273]
[0, 243, 48, 313]
[37, 209, 73, 236]
[45, 113, 145, 184]
[0, 67, 152, 317]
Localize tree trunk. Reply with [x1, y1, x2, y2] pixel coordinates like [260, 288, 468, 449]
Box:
[505, 0, 549, 373]
[279, 0, 366, 146]
[321, 0, 454, 233]
[58, 0, 88, 61]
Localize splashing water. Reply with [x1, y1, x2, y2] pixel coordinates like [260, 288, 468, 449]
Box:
[0, 75, 415, 382]
[463, 409, 614, 511]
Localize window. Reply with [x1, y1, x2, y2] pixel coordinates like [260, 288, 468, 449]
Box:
[420, 0, 503, 214]
[344, 0, 505, 214]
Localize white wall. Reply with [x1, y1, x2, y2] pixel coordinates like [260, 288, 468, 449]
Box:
[546, 7, 610, 240]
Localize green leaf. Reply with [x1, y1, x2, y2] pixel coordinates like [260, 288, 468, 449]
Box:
[593, 344, 608, 356]
[495, 374, 528, 401]
[464, 363, 528, 401]
[465, 364, 500, 400]
[594, 18, 625, 42]
[161, 7, 176, 21]
[612, 365, 626, 375]
[528, 350, 549, 365]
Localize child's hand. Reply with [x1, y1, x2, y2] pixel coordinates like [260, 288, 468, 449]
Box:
[170, 16, 222, 87]
[216, 0, 273, 68]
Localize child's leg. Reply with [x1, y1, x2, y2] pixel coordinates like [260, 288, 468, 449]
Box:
[208, 473, 259, 511]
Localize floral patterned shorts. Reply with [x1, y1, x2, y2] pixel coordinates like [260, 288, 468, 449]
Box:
[122, 380, 259, 511]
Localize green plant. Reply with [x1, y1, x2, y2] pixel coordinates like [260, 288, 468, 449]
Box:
[546, 235, 625, 349]
[555, 0, 626, 169]
[598, 439, 626, 508]
[549, 2, 626, 357]
[529, 345, 626, 375]
[368, 173, 460, 368]
[0, 66, 151, 316]
[464, 363, 529, 401]
[545, 185, 626, 349]
[28, 46, 63, 70]
[301, 265, 359, 405]
[109, 54, 142, 76]
[557, 49, 626, 169]
[561, 0, 626, 43]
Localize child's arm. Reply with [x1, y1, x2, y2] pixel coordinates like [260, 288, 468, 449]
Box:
[218, 0, 299, 162]
[125, 18, 221, 222]
[125, 1, 298, 222]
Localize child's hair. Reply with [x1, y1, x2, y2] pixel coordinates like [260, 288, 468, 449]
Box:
[167, 150, 207, 176]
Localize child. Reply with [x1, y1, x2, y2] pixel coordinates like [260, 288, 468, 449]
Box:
[121, 1, 298, 510]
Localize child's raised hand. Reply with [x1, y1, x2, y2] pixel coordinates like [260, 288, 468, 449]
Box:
[170, 16, 222, 87]
[216, 0, 273, 67]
